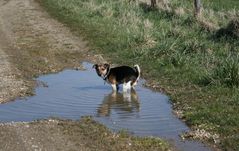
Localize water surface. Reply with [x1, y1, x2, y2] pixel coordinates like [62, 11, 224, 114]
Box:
[0, 62, 211, 151]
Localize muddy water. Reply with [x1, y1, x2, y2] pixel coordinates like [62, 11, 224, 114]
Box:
[0, 62, 211, 151]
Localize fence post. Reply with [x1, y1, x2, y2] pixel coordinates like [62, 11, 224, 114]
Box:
[151, 0, 156, 8]
[194, 0, 201, 17]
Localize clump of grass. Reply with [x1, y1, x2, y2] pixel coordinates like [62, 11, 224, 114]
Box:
[198, 53, 239, 87]
[213, 54, 239, 87]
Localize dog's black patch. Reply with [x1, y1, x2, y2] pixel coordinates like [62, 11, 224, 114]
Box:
[108, 66, 139, 84]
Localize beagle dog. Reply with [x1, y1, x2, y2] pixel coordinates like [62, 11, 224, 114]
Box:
[93, 63, 140, 92]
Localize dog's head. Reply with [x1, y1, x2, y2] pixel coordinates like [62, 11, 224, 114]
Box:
[93, 63, 110, 78]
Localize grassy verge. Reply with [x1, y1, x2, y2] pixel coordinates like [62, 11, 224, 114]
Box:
[38, 0, 239, 150]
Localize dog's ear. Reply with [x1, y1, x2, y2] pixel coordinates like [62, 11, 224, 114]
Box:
[92, 64, 98, 69]
[104, 63, 110, 69]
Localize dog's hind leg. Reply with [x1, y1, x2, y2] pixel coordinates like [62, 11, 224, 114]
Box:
[123, 81, 131, 93]
[131, 81, 137, 90]
[131, 79, 138, 90]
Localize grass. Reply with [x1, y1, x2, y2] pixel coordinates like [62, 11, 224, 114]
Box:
[203, 0, 239, 11]
[37, 0, 239, 150]
[166, 0, 239, 11]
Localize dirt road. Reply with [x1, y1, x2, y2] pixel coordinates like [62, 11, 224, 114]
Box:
[0, 0, 27, 103]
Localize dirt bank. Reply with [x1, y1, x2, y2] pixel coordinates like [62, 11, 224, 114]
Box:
[0, 117, 170, 151]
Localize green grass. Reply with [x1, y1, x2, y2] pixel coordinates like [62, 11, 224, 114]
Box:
[168, 0, 239, 11]
[203, 0, 239, 11]
[37, 0, 239, 150]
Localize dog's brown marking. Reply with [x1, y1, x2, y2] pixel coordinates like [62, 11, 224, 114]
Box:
[108, 75, 117, 84]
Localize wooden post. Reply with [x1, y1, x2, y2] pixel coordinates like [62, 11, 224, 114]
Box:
[151, 0, 157, 8]
[194, 0, 201, 17]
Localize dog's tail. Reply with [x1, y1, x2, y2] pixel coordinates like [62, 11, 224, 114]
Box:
[134, 64, 140, 81]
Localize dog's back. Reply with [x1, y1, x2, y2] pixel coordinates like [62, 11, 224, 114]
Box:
[110, 66, 140, 85]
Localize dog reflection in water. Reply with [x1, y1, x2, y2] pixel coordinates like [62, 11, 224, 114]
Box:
[97, 89, 140, 117]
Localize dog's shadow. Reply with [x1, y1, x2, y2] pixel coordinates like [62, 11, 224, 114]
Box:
[97, 89, 140, 117]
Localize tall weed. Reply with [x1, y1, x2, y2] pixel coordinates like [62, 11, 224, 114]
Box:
[213, 54, 239, 87]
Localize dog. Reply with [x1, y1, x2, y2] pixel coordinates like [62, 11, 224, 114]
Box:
[93, 63, 140, 92]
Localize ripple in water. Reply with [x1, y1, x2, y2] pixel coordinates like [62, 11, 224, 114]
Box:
[0, 62, 211, 151]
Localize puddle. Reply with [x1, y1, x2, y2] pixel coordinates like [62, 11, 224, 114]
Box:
[0, 62, 211, 151]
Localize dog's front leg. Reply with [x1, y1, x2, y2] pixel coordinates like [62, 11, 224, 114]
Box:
[111, 84, 117, 91]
